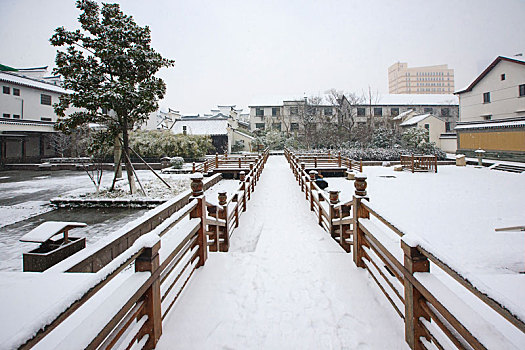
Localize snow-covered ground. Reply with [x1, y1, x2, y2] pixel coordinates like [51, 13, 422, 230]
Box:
[157, 156, 408, 349]
[0, 169, 191, 271]
[326, 165, 524, 275]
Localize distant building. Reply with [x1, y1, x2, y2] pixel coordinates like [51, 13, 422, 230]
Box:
[388, 62, 455, 94]
[454, 55, 525, 161]
[0, 65, 69, 164]
[171, 117, 229, 153]
[249, 94, 459, 134]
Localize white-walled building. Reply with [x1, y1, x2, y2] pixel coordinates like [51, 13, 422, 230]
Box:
[1, 67, 69, 164]
[454, 55, 525, 161]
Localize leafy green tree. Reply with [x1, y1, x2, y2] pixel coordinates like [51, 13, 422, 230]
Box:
[50, 0, 174, 193]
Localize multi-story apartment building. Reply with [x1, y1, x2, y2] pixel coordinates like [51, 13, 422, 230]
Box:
[1, 65, 68, 164]
[454, 55, 525, 161]
[249, 94, 458, 133]
[388, 62, 455, 94]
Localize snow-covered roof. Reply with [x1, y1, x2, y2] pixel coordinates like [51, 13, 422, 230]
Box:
[455, 55, 525, 94]
[400, 113, 433, 126]
[249, 95, 305, 107]
[393, 109, 414, 120]
[455, 119, 525, 130]
[375, 94, 458, 106]
[20, 221, 87, 243]
[233, 129, 254, 140]
[172, 118, 228, 135]
[249, 93, 458, 107]
[0, 71, 68, 94]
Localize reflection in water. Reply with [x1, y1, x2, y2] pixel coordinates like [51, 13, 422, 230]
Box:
[0, 207, 147, 272]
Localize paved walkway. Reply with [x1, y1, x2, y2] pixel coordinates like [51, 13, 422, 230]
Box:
[157, 156, 408, 349]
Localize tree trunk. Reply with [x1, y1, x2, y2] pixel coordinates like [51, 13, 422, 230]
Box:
[121, 119, 137, 194]
[114, 134, 122, 179]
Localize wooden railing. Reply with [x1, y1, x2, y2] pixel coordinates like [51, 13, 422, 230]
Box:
[205, 151, 268, 252]
[50, 174, 222, 273]
[286, 149, 524, 350]
[400, 154, 438, 173]
[192, 150, 269, 174]
[284, 148, 363, 173]
[286, 150, 355, 252]
[19, 153, 271, 349]
[20, 175, 210, 349]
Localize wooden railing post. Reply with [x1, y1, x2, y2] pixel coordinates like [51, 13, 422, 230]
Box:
[300, 163, 306, 191]
[218, 192, 228, 251]
[352, 174, 369, 268]
[329, 190, 340, 238]
[192, 162, 195, 173]
[411, 154, 415, 173]
[215, 153, 219, 168]
[239, 171, 247, 211]
[190, 173, 207, 267]
[338, 151, 342, 167]
[309, 170, 317, 211]
[402, 241, 431, 350]
[135, 240, 162, 349]
[314, 157, 317, 168]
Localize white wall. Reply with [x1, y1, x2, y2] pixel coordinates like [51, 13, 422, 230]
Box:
[458, 60, 525, 122]
[0, 82, 62, 122]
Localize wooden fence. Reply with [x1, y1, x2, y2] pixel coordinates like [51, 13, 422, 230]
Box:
[286, 149, 524, 350]
[284, 148, 363, 173]
[192, 152, 265, 175]
[400, 154, 438, 173]
[20, 177, 209, 349]
[205, 149, 268, 252]
[19, 152, 270, 349]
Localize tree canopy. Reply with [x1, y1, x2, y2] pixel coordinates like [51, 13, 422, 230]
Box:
[50, 0, 174, 193]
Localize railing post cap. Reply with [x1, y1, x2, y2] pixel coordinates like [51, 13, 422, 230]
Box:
[355, 173, 367, 180]
[309, 170, 318, 175]
[240, 170, 245, 175]
[190, 172, 204, 180]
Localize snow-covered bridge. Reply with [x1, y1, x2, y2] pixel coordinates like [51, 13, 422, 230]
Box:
[156, 155, 407, 349]
[2, 154, 524, 349]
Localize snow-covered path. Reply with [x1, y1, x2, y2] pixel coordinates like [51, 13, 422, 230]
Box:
[157, 156, 408, 349]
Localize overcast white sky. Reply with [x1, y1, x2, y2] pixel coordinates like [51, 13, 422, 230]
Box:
[1, 0, 524, 115]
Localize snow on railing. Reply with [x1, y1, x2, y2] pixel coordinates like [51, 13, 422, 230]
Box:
[19, 175, 210, 350]
[204, 150, 269, 252]
[286, 148, 524, 350]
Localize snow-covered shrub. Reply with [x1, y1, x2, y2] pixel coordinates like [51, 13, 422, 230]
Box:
[169, 156, 184, 169]
[129, 130, 212, 159]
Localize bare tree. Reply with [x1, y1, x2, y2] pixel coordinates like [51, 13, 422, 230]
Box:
[49, 132, 71, 157]
[326, 89, 363, 143]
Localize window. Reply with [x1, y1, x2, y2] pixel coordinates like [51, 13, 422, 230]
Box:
[101, 107, 108, 114]
[483, 115, 492, 120]
[501, 74, 506, 81]
[255, 108, 264, 117]
[41, 117, 52, 121]
[290, 107, 298, 115]
[424, 107, 433, 114]
[519, 84, 525, 97]
[3, 86, 10, 94]
[182, 125, 187, 135]
[357, 107, 365, 116]
[41, 94, 52, 105]
[441, 108, 450, 116]
[271, 107, 280, 116]
[445, 122, 451, 132]
[373, 107, 382, 116]
[13, 114, 20, 119]
[13, 88, 20, 96]
[3, 113, 10, 118]
[424, 124, 430, 130]
[273, 123, 281, 131]
[390, 108, 399, 116]
[255, 123, 265, 129]
[290, 123, 299, 131]
[324, 107, 332, 116]
[483, 92, 490, 103]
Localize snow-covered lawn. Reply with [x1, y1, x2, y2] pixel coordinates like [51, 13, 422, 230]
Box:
[326, 165, 525, 275]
